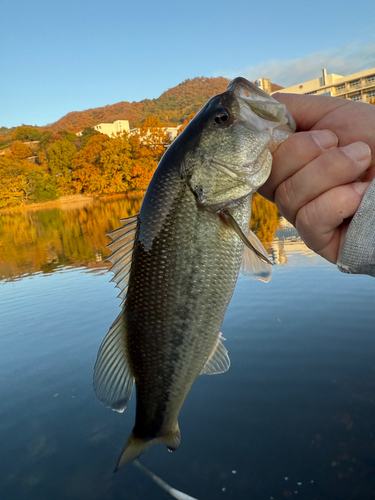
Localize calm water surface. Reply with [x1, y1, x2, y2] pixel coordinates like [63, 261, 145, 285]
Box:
[1, 194, 375, 500]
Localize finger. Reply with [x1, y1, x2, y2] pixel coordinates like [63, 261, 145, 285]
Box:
[273, 93, 349, 131]
[260, 129, 338, 201]
[361, 165, 375, 183]
[295, 181, 371, 263]
[275, 141, 372, 224]
[274, 93, 375, 169]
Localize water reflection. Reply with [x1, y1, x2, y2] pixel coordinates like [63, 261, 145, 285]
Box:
[0, 192, 331, 282]
[0, 194, 143, 281]
[1, 192, 375, 500]
[0, 193, 286, 281]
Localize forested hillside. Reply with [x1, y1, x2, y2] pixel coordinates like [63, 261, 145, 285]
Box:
[49, 77, 231, 132]
[0, 76, 285, 209]
[1, 76, 284, 135]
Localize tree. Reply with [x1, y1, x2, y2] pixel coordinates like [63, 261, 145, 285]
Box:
[72, 133, 136, 194]
[37, 130, 65, 151]
[99, 133, 133, 193]
[251, 193, 280, 247]
[47, 139, 77, 194]
[79, 127, 100, 148]
[72, 134, 109, 194]
[10, 141, 32, 159]
[128, 134, 157, 191]
[135, 116, 171, 162]
[11, 126, 42, 142]
[0, 157, 57, 207]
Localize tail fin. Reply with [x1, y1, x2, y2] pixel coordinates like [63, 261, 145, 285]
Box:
[114, 424, 181, 472]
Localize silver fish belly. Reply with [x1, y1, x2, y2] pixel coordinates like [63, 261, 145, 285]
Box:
[93, 77, 296, 470]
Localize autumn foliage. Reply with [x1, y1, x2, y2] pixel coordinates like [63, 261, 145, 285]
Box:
[48, 77, 231, 132]
[0, 117, 172, 208]
[10, 141, 32, 159]
[0, 77, 234, 208]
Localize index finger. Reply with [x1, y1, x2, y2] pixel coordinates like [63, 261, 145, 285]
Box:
[273, 93, 375, 169]
[273, 93, 349, 131]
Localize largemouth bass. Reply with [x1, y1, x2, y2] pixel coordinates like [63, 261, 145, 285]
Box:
[93, 77, 296, 470]
[337, 177, 375, 276]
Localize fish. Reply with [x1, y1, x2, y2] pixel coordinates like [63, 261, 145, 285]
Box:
[93, 77, 296, 471]
[337, 177, 375, 276]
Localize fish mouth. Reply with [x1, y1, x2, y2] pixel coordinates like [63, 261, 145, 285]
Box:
[227, 77, 296, 133]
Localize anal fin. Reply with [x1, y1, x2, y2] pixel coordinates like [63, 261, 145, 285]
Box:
[200, 333, 230, 375]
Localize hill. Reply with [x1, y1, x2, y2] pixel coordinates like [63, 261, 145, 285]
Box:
[48, 76, 283, 132]
[49, 77, 231, 132]
[1, 77, 284, 136]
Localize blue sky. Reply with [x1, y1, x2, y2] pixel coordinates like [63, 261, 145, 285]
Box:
[2, 0, 375, 128]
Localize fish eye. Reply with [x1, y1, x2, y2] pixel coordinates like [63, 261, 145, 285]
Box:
[213, 108, 230, 125]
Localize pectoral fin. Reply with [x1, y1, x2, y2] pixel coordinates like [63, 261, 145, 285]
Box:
[221, 210, 273, 266]
[200, 333, 230, 375]
[241, 230, 272, 283]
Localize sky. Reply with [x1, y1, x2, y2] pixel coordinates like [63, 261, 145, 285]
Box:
[2, 0, 375, 128]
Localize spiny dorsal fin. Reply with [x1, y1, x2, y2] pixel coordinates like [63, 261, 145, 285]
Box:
[93, 312, 134, 412]
[107, 214, 139, 307]
[200, 333, 230, 375]
[240, 230, 272, 283]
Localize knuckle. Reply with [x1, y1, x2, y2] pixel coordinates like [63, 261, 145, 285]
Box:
[296, 203, 317, 236]
[275, 177, 297, 223]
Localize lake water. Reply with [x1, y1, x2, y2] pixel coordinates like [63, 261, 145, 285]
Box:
[1, 194, 375, 500]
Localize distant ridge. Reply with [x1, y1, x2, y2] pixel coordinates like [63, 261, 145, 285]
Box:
[48, 76, 284, 133]
[0, 77, 284, 135]
[48, 77, 231, 132]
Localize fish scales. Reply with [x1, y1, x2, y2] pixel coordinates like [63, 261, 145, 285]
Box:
[127, 183, 251, 439]
[93, 77, 296, 469]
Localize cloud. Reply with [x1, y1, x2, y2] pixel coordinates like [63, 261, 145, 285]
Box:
[225, 42, 375, 87]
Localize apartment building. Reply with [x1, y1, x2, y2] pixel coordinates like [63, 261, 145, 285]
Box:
[266, 67, 375, 103]
[93, 120, 130, 136]
[77, 120, 130, 137]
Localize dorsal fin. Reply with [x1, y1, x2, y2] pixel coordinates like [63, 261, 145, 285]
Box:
[107, 214, 139, 307]
[200, 333, 230, 375]
[240, 230, 272, 283]
[93, 312, 134, 412]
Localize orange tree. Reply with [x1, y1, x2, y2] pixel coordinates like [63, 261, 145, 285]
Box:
[10, 141, 32, 159]
[135, 116, 171, 161]
[99, 133, 134, 193]
[47, 138, 77, 194]
[71, 134, 110, 193]
[0, 157, 56, 207]
[128, 116, 171, 190]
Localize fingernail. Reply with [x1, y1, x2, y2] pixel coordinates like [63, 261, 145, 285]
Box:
[341, 142, 371, 161]
[311, 130, 338, 149]
[353, 181, 370, 196]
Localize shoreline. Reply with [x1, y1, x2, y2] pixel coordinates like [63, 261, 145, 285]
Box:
[0, 191, 145, 213]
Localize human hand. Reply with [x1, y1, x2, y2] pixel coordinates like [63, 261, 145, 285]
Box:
[259, 93, 375, 263]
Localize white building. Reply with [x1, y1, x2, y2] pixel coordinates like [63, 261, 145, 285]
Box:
[77, 120, 130, 137]
[270, 67, 375, 103]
